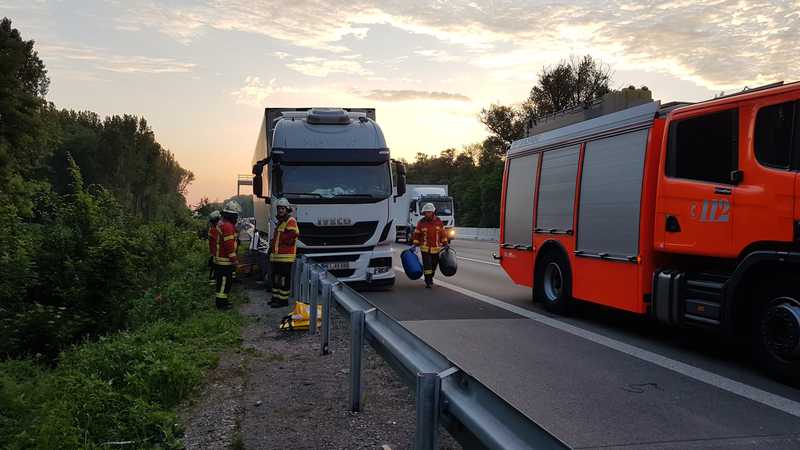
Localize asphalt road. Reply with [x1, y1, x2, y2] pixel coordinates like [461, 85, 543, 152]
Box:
[355, 239, 800, 449]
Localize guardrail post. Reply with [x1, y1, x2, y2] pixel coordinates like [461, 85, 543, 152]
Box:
[308, 267, 320, 336]
[300, 263, 309, 303]
[320, 280, 332, 355]
[291, 257, 302, 302]
[350, 309, 365, 412]
[415, 372, 441, 450]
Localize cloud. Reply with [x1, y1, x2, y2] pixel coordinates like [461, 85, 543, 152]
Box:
[355, 89, 471, 102]
[230, 76, 299, 107]
[413, 49, 462, 63]
[97, 56, 196, 74]
[114, 1, 368, 51]
[36, 42, 196, 75]
[110, 0, 799, 90]
[285, 56, 370, 77]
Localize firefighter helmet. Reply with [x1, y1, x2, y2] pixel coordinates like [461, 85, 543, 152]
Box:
[275, 198, 292, 210]
[222, 201, 242, 214]
[209, 210, 221, 221]
[421, 203, 435, 213]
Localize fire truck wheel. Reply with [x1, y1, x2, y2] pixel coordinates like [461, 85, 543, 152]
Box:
[534, 250, 572, 314]
[752, 284, 800, 386]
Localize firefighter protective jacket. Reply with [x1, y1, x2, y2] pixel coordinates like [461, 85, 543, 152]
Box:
[413, 216, 448, 254]
[213, 219, 238, 266]
[208, 223, 218, 257]
[270, 216, 299, 263]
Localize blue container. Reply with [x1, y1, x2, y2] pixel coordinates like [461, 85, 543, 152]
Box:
[401, 248, 423, 280]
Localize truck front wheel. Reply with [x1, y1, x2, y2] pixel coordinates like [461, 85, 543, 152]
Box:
[752, 283, 800, 386]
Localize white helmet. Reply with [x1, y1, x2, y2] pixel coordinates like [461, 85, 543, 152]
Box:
[275, 198, 292, 209]
[209, 210, 221, 221]
[222, 201, 242, 214]
[421, 203, 435, 213]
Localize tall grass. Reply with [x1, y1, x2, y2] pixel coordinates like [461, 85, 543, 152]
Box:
[0, 264, 242, 449]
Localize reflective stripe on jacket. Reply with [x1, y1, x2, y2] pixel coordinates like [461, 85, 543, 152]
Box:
[213, 220, 238, 265]
[413, 216, 448, 253]
[270, 216, 299, 263]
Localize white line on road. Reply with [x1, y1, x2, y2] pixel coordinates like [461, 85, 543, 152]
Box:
[456, 256, 500, 266]
[393, 266, 800, 418]
[391, 244, 500, 266]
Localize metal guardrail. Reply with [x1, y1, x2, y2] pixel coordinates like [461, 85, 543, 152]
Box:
[290, 256, 568, 450]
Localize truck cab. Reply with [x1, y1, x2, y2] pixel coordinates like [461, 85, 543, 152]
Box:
[394, 185, 456, 243]
[252, 108, 406, 288]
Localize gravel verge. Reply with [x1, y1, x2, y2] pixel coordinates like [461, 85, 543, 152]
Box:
[181, 281, 461, 450]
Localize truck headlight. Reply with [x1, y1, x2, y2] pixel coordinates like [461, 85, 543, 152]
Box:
[448, 229, 455, 238]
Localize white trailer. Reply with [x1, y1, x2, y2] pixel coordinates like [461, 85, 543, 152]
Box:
[392, 184, 455, 243]
[251, 108, 406, 289]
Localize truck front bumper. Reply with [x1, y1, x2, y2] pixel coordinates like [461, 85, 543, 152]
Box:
[300, 245, 395, 286]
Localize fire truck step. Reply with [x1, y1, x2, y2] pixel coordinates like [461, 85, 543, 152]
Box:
[653, 270, 729, 327]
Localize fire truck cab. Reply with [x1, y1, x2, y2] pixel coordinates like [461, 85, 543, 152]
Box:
[499, 82, 800, 383]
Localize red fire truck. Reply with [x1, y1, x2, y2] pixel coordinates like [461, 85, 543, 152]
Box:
[498, 82, 800, 383]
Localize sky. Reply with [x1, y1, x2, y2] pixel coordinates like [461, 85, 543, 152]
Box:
[3, 0, 799, 205]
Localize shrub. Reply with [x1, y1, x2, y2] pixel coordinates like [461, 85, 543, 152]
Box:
[0, 291, 242, 449]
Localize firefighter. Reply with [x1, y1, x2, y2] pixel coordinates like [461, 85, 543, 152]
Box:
[412, 202, 449, 288]
[268, 198, 299, 308]
[207, 210, 221, 286]
[213, 201, 241, 309]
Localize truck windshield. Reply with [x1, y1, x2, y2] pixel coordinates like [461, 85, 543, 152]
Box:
[278, 163, 392, 201]
[427, 199, 453, 216]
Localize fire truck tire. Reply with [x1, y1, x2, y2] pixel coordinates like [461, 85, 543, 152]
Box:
[751, 282, 800, 386]
[534, 249, 573, 314]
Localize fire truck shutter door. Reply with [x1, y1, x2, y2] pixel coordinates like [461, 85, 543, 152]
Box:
[537, 145, 580, 232]
[504, 154, 539, 246]
[577, 128, 650, 258]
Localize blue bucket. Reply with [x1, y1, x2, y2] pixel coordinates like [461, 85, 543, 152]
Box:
[401, 248, 423, 280]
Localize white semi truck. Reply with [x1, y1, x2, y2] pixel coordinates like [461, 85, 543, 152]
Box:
[392, 184, 455, 243]
[251, 108, 406, 289]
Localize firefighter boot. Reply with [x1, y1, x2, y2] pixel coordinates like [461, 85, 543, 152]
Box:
[270, 298, 289, 308]
[215, 297, 232, 310]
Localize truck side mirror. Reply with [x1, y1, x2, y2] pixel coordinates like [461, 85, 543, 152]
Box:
[252, 160, 267, 198]
[394, 161, 407, 198]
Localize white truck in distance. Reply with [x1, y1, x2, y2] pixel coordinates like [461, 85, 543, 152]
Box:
[251, 108, 407, 289]
[393, 184, 455, 243]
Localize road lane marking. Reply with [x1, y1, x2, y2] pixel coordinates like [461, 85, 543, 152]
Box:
[392, 266, 800, 418]
[457, 256, 500, 266]
[391, 245, 500, 266]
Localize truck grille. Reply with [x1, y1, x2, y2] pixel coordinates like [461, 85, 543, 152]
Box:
[298, 221, 378, 246]
[329, 269, 356, 278]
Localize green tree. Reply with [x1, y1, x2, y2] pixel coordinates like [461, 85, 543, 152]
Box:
[528, 55, 611, 118]
[0, 18, 200, 359]
[0, 17, 56, 217]
[410, 55, 614, 227]
[479, 54, 612, 151]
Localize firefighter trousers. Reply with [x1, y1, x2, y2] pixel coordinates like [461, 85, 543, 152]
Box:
[271, 262, 293, 305]
[215, 264, 234, 308]
[422, 251, 439, 284]
[208, 256, 216, 285]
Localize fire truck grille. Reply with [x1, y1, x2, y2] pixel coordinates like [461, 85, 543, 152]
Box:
[298, 221, 378, 246]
